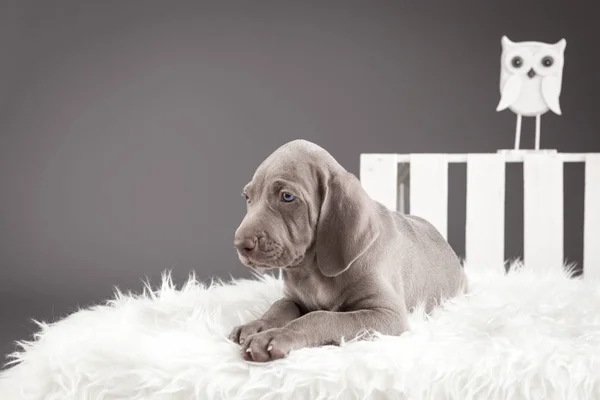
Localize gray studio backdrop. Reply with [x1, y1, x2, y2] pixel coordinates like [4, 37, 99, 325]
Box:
[1, 0, 599, 361]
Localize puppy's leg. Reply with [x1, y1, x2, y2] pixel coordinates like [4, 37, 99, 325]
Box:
[242, 307, 408, 362]
[229, 298, 302, 345]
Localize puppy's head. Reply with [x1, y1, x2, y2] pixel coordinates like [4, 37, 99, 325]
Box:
[234, 139, 379, 276]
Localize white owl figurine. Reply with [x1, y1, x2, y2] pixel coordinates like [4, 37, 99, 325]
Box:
[496, 36, 566, 150]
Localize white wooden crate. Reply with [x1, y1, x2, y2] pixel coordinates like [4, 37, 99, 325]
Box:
[359, 151, 600, 280]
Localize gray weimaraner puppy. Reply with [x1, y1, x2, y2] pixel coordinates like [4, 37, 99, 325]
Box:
[229, 139, 468, 362]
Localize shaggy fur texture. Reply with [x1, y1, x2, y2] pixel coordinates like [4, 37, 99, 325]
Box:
[1, 261, 599, 400]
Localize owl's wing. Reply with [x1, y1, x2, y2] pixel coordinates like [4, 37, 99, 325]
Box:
[496, 75, 522, 112]
[541, 76, 562, 115]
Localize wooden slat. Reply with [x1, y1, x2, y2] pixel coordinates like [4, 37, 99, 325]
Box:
[359, 154, 398, 211]
[523, 154, 564, 273]
[584, 154, 600, 281]
[465, 154, 506, 272]
[409, 154, 449, 239]
[389, 151, 587, 164]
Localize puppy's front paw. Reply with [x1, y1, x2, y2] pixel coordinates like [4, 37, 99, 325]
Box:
[228, 319, 274, 345]
[241, 327, 307, 362]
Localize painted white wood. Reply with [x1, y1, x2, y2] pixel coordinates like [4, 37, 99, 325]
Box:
[359, 151, 600, 274]
[584, 154, 600, 281]
[514, 114, 522, 150]
[465, 154, 506, 272]
[409, 154, 449, 239]
[396, 163, 410, 214]
[387, 152, 586, 164]
[359, 154, 398, 211]
[523, 153, 564, 273]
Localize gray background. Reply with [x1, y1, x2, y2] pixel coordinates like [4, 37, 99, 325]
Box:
[1, 0, 599, 364]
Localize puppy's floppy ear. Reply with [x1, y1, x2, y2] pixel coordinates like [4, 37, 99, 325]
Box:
[315, 171, 380, 277]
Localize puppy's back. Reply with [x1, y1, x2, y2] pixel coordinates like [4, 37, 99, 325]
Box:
[384, 207, 467, 312]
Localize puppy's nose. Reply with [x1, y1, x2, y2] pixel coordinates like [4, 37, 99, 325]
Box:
[234, 236, 257, 255]
[527, 68, 536, 78]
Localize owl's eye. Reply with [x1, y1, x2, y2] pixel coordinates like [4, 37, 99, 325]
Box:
[541, 56, 554, 67]
[511, 56, 523, 68]
[242, 192, 250, 202]
[281, 192, 295, 202]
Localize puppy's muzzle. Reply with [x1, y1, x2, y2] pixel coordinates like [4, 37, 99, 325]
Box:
[234, 236, 257, 257]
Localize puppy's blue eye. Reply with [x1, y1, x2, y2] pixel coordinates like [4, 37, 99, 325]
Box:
[281, 192, 295, 202]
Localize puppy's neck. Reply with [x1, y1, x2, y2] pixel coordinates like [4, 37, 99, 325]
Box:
[281, 252, 339, 313]
[281, 252, 320, 280]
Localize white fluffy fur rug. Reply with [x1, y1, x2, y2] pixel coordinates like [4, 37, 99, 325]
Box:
[1, 261, 600, 400]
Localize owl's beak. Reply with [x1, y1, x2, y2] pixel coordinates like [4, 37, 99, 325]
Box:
[527, 68, 536, 79]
